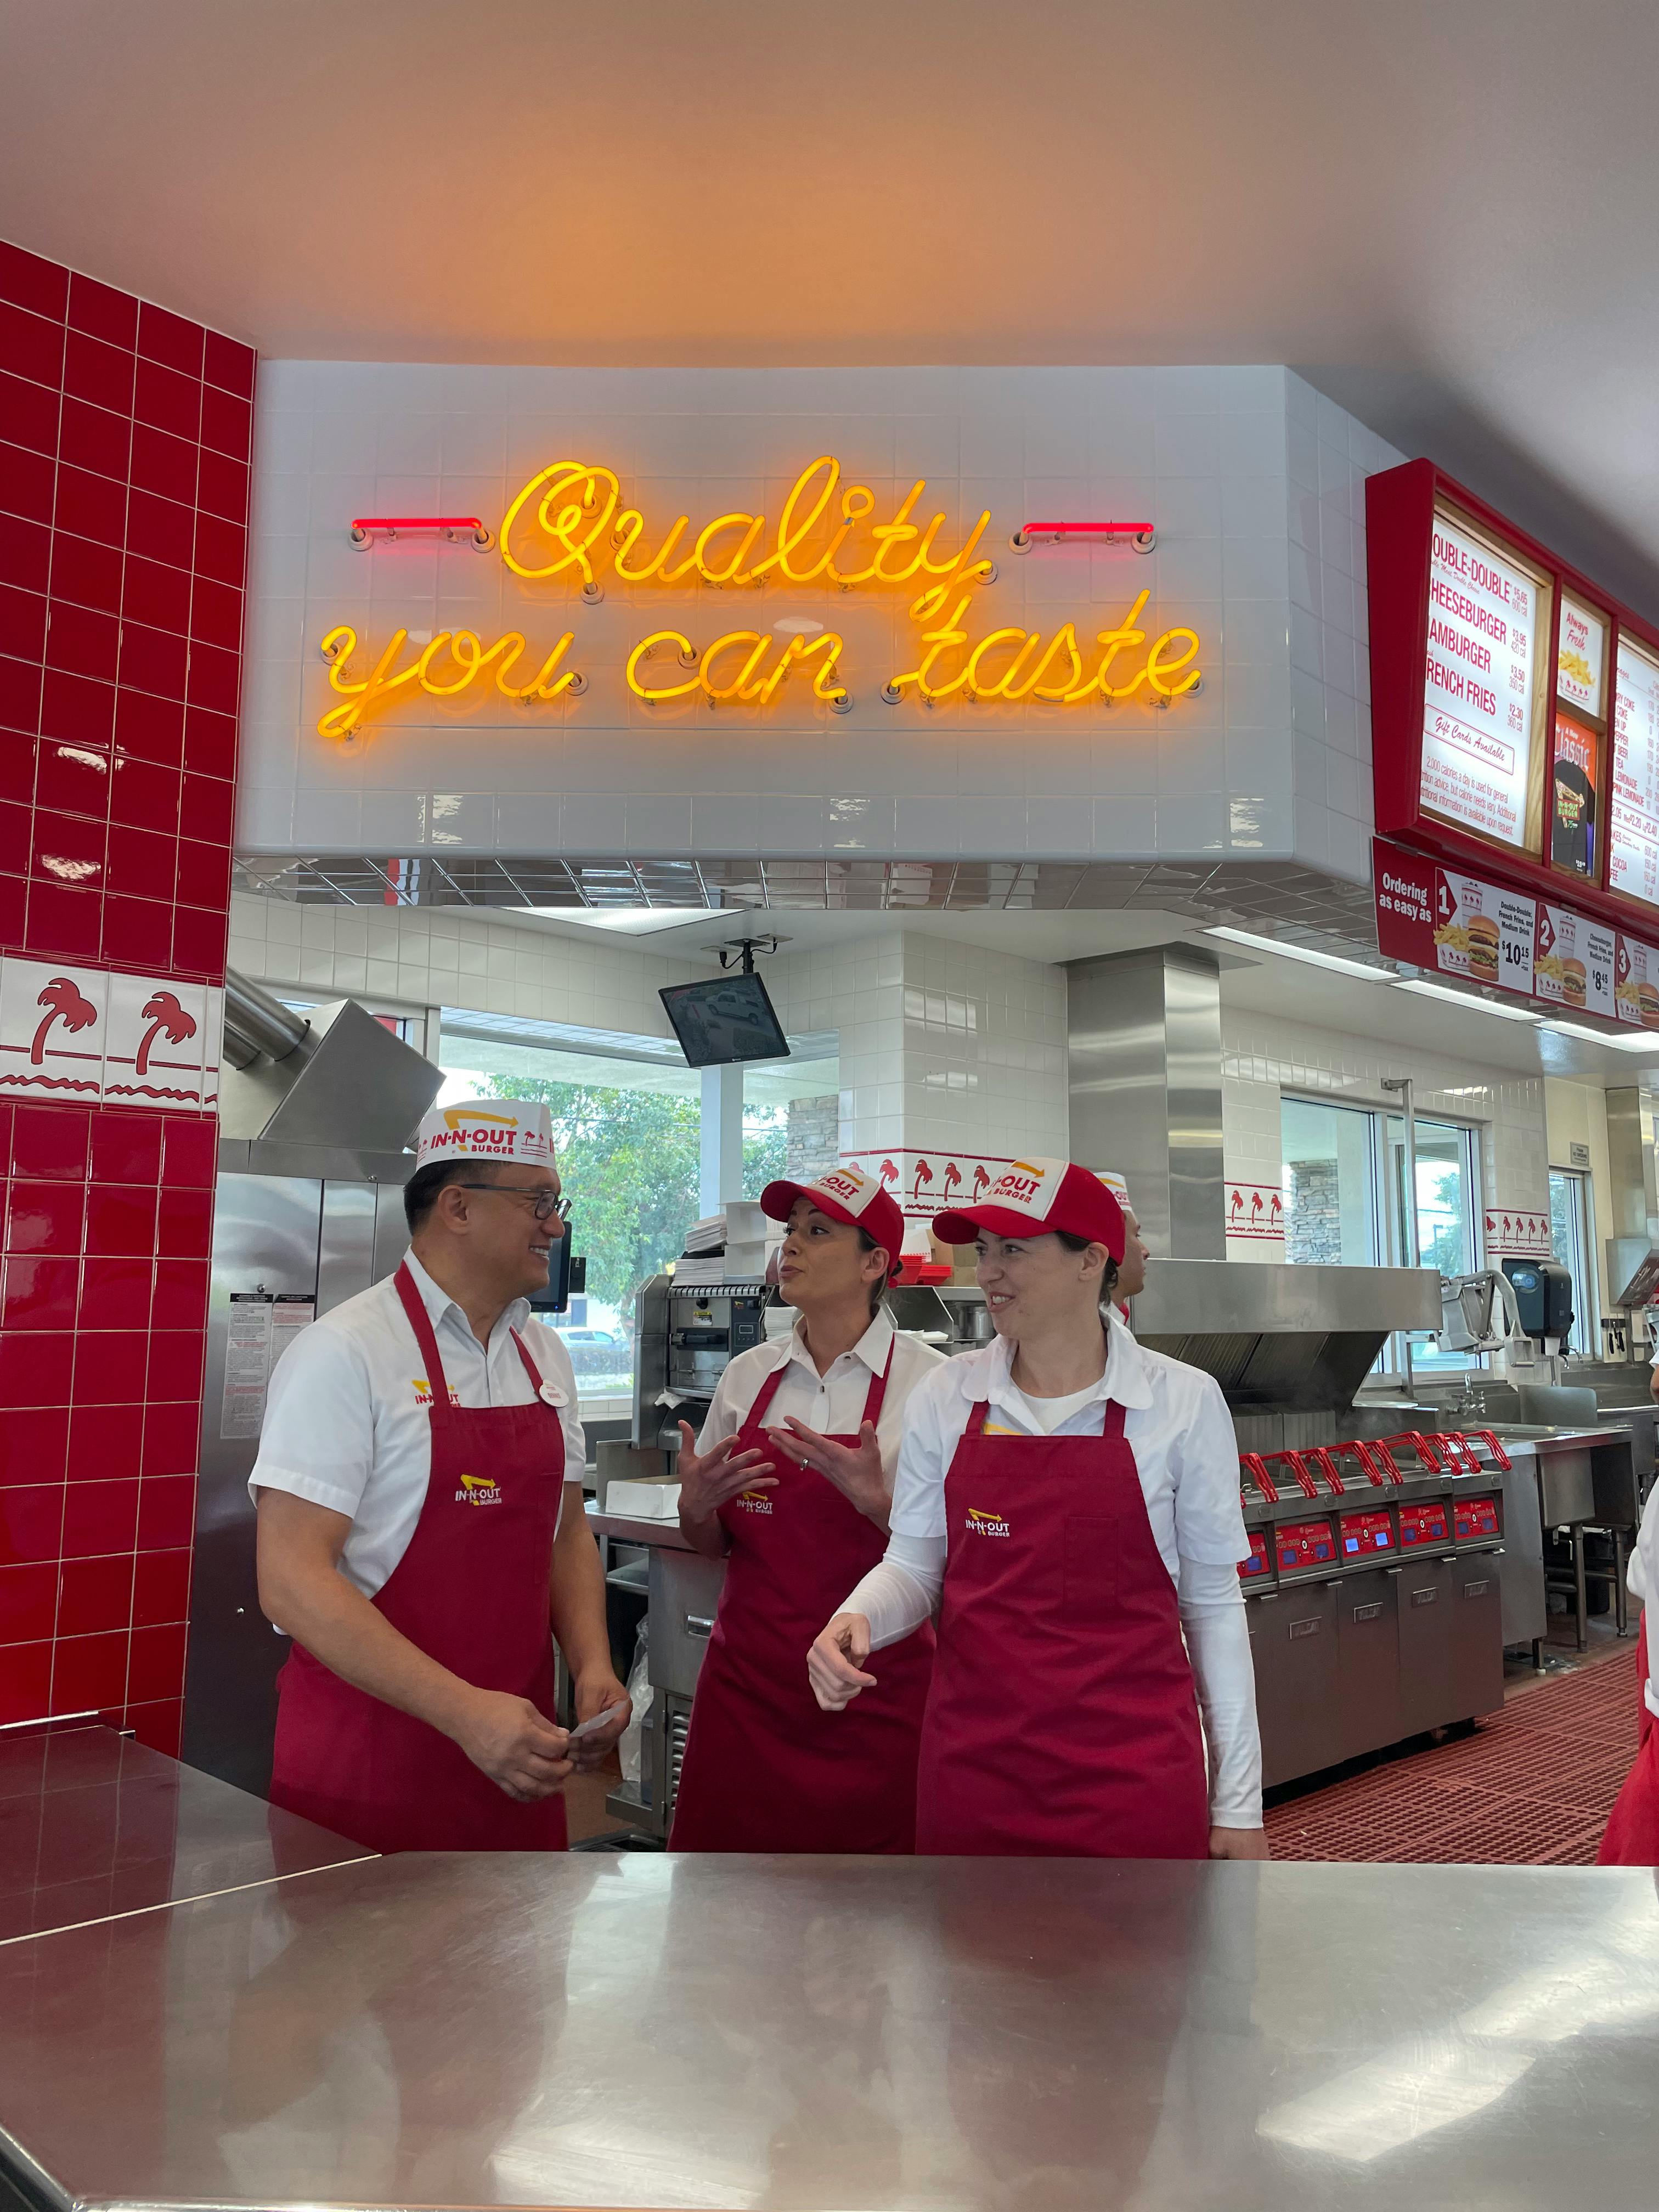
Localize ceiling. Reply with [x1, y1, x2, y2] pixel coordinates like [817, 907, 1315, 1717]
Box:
[492, 901, 1659, 1082]
[7, 2, 1659, 610]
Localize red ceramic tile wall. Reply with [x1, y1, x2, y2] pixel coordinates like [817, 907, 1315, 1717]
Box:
[0, 241, 252, 1754]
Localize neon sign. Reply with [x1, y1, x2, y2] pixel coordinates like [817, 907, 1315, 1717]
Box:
[316, 454, 1204, 743]
[500, 456, 992, 590]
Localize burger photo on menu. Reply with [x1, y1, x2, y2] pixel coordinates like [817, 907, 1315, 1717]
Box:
[1466, 914, 1500, 981]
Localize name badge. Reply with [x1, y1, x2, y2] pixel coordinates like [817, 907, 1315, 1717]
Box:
[539, 1380, 568, 1408]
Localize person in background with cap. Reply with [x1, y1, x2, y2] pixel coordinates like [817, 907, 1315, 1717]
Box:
[252, 1099, 630, 1854]
[1098, 1173, 1150, 1322]
[668, 1166, 945, 1853]
[808, 1157, 1266, 1861]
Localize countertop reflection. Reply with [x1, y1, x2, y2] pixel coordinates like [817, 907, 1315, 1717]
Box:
[0, 1725, 371, 1945]
[3, 1849, 1659, 2209]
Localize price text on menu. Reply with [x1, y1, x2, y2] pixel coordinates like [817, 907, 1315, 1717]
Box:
[1418, 516, 1537, 850]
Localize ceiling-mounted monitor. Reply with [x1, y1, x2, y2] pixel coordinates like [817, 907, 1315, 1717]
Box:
[659, 972, 791, 1068]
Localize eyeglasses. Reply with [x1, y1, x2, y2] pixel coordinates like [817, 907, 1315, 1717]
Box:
[452, 1183, 569, 1222]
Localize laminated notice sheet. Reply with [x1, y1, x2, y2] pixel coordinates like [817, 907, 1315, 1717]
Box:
[221, 1291, 315, 1440]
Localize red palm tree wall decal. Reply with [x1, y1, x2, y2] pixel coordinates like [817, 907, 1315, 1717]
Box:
[943, 1161, 962, 1198]
[911, 1157, 934, 1203]
[136, 991, 198, 1074]
[878, 1158, 899, 1186]
[30, 979, 98, 1064]
[972, 1164, 990, 1198]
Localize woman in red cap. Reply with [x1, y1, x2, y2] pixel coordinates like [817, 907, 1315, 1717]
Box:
[808, 1156, 1267, 1860]
[668, 1166, 944, 1852]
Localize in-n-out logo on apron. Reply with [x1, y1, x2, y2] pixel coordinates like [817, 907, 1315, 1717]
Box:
[413, 1377, 461, 1406]
[966, 1508, 1011, 1538]
[456, 1474, 503, 1506]
[733, 1488, 774, 1515]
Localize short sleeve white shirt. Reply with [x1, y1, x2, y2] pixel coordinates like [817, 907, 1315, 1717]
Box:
[888, 1314, 1247, 1583]
[698, 1308, 946, 1479]
[250, 1252, 585, 1598]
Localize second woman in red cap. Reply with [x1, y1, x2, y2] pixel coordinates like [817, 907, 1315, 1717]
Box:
[808, 1156, 1266, 1862]
[668, 1166, 943, 1852]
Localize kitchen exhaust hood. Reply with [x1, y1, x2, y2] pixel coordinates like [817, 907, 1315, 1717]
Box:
[218, 968, 443, 1155]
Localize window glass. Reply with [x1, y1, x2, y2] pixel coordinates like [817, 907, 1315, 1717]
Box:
[436, 1011, 837, 1413]
[1280, 1098, 1379, 1266]
[743, 1032, 840, 1195]
[1549, 1169, 1596, 1356]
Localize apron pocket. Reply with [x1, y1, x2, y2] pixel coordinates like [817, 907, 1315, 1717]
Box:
[1063, 1516, 1120, 1615]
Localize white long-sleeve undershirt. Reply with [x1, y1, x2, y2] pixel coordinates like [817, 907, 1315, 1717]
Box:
[845, 1537, 1264, 1830]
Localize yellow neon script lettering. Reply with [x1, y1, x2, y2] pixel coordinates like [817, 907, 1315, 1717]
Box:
[501, 456, 991, 591]
[887, 588, 1202, 705]
[318, 627, 577, 740]
[500, 462, 619, 582]
[627, 629, 847, 704]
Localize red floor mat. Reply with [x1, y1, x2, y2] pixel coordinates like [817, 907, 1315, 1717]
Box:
[1264, 1650, 1643, 1864]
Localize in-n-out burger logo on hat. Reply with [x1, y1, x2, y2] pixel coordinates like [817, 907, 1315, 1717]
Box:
[980, 1157, 1063, 1216]
[931, 1153, 1127, 1260]
[415, 1098, 555, 1167]
[758, 1161, 907, 1280]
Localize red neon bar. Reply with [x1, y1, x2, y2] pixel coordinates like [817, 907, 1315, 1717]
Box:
[1022, 520, 1153, 534]
[351, 516, 484, 531]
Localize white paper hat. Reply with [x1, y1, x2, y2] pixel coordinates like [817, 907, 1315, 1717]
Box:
[415, 1098, 555, 1169]
[1097, 1170, 1128, 1203]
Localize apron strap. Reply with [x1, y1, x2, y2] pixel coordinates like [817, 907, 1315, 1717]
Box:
[394, 1263, 456, 1427]
[746, 1355, 793, 1430]
[509, 1327, 545, 1391]
[860, 1338, 896, 1429]
[966, 1400, 992, 1437]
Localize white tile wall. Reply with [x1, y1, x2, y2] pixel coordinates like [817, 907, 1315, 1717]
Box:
[239, 364, 1402, 883]
[227, 892, 709, 1036]
[1221, 1008, 1551, 1267]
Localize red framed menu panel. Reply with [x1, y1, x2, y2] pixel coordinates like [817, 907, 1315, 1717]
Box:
[1368, 458, 1659, 938]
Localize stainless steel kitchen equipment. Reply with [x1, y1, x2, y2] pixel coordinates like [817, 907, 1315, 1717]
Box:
[0, 1723, 371, 1945]
[6, 1842, 1659, 2212]
[1237, 1427, 1508, 1787]
[182, 970, 444, 1798]
[631, 1273, 770, 1444]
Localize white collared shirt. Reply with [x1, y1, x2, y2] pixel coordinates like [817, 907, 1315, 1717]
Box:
[698, 1308, 946, 1476]
[250, 1251, 584, 1598]
[889, 1315, 1249, 1582]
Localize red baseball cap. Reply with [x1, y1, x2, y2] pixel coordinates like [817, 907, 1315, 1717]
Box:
[760, 1164, 908, 1282]
[932, 1156, 1126, 1262]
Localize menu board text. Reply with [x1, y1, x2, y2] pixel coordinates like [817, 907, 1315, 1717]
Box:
[1419, 514, 1538, 850]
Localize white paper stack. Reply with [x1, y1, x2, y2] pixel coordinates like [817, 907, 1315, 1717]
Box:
[605, 1478, 682, 1519]
[670, 1255, 727, 1288]
[683, 1214, 726, 1255]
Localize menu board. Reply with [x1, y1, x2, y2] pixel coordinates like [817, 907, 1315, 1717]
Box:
[1373, 842, 1535, 994]
[1534, 899, 1616, 1018]
[1610, 638, 1659, 910]
[1549, 711, 1599, 880]
[1557, 594, 1607, 716]
[1419, 513, 1541, 850]
[1617, 934, 1659, 1030]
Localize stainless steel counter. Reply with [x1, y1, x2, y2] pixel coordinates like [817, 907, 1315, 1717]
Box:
[0, 1725, 373, 1946]
[3, 1848, 1659, 2210]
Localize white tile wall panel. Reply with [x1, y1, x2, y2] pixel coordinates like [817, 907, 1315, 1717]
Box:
[239, 365, 1401, 885]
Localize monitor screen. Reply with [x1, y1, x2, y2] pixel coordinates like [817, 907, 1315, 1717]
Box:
[659, 971, 791, 1068]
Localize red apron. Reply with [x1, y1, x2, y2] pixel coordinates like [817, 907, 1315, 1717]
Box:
[916, 1397, 1210, 1859]
[1599, 1612, 1658, 1864]
[670, 1348, 934, 1853]
[269, 1263, 570, 1855]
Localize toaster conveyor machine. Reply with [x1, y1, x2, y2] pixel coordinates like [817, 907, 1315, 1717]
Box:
[1238, 1429, 1509, 1787]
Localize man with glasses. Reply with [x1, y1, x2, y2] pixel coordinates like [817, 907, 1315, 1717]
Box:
[252, 1099, 629, 1853]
